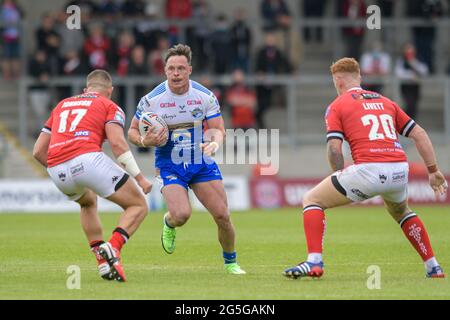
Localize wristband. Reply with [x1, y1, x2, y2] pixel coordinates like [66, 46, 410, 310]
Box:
[209, 141, 219, 153]
[139, 136, 146, 148]
[117, 151, 141, 177]
[427, 164, 438, 174]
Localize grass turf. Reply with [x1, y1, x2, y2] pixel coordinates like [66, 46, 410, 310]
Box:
[0, 206, 449, 299]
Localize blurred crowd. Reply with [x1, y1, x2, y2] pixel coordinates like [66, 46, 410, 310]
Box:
[1, 0, 450, 133]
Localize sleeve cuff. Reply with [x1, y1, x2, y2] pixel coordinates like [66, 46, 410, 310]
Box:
[326, 131, 344, 141]
[205, 113, 221, 120]
[401, 120, 416, 137]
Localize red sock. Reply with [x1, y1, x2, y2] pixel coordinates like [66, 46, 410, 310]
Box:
[89, 240, 106, 265]
[108, 227, 129, 252]
[303, 205, 326, 254]
[400, 213, 434, 261]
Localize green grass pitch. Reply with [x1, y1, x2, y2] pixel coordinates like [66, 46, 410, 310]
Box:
[0, 206, 449, 299]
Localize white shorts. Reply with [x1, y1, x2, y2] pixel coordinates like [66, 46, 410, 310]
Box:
[47, 152, 128, 201]
[332, 162, 409, 203]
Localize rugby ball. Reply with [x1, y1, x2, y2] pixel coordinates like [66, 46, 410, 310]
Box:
[138, 112, 169, 145]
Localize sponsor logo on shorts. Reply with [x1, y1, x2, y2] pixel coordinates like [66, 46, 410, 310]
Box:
[165, 175, 178, 181]
[74, 130, 90, 137]
[58, 172, 66, 181]
[70, 163, 84, 176]
[112, 176, 119, 183]
[351, 188, 370, 200]
[379, 174, 387, 184]
[392, 171, 406, 182]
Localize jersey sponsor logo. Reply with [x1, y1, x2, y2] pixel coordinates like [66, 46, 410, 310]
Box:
[179, 105, 187, 114]
[160, 102, 176, 108]
[74, 130, 90, 137]
[209, 96, 219, 107]
[351, 93, 381, 100]
[114, 112, 125, 125]
[62, 100, 93, 108]
[172, 131, 191, 140]
[351, 93, 364, 100]
[191, 107, 204, 119]
[187, 99, 201, 106]
[70, 163, 84, 176]
[363, 102, 384, 110]
[162, 114, 177, 121]
[361, 93, 381, 99]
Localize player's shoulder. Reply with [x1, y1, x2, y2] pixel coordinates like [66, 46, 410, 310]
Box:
[144, 81, 168, 101]
[191, 80, 214, 97]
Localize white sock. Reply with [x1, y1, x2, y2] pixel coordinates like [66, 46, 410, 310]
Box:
[424, 257, 439, 273]
[307, 253, 323, 264]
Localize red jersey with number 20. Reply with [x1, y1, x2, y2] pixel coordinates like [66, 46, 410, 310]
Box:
[325, 87, 416, 164]
[43, 92, 126, 168]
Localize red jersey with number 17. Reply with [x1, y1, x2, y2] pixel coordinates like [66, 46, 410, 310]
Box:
[43, 92, 126, 168]
[325, 87, 416, 164]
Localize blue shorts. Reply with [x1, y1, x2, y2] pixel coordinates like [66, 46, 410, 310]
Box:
[158, 161, 223, 190]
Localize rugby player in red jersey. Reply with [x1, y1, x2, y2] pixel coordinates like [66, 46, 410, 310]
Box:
[33, 70, 152, 282]
[284, 58, 448, 279]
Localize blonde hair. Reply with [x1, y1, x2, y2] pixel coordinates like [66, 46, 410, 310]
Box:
[165, 44, 192, 65]
[86, 69, 112, 90]
[330, 57, 360, 75]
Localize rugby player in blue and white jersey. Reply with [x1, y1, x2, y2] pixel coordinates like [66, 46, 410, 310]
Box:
[128, 44, 246, 274]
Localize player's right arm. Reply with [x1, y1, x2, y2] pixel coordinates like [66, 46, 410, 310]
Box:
[33, 113, 53, 167]
[408, 125, 448, 196]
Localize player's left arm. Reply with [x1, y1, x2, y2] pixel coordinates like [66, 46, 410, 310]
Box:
[201, 116, 225, 156]
[327, 138, 344, 172]
[33, 132, 51, 167]
[201, 91, 224, 156]
[408, 124, 448, 196]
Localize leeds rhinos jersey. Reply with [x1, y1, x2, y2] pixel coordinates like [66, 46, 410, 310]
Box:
[135, 80, 221, 168]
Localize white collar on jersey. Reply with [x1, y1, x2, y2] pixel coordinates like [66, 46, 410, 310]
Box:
[347, 87, 362, 92]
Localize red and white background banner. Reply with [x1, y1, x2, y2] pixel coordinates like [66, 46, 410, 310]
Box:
[250, 176, 450, 208]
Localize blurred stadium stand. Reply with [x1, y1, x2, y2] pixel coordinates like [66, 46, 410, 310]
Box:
[1, 0, 450, 178]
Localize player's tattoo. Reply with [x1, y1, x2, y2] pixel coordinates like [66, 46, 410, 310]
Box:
[327, 143, 344, 172]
